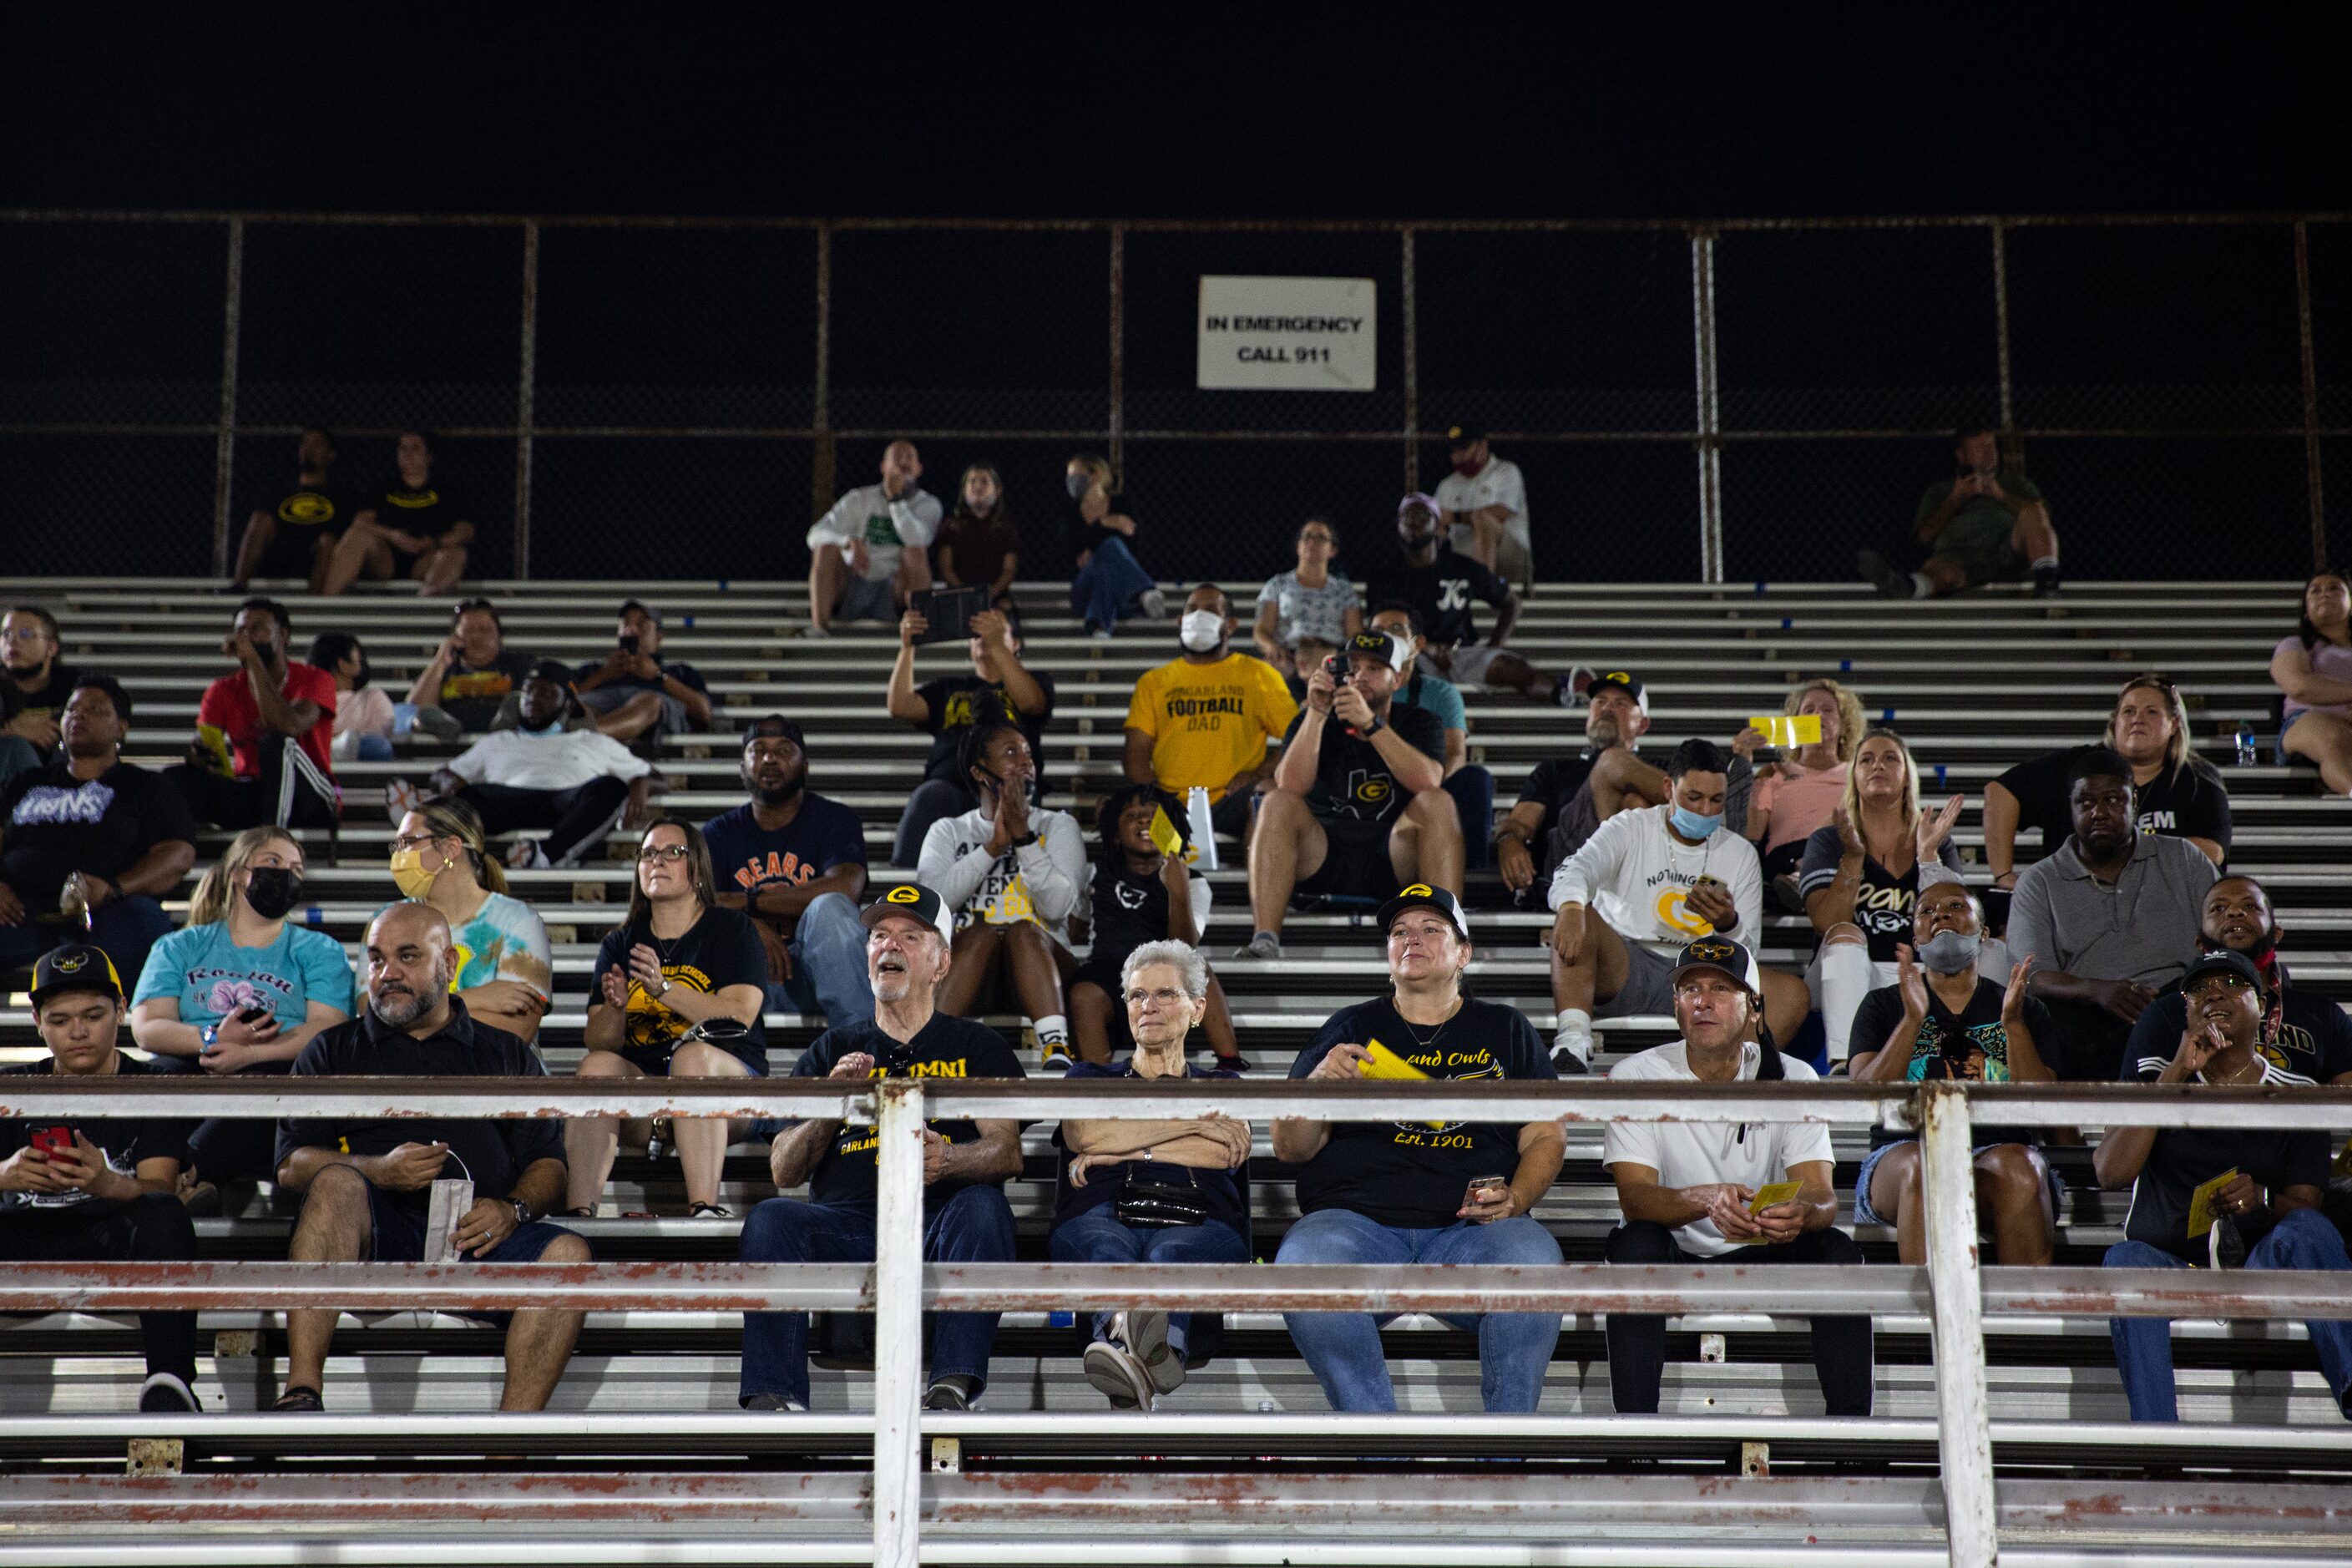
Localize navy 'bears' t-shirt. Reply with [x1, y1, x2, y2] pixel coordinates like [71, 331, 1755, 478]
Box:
[791, 1012, 1025, 1209]
[1287, 994, 1553, 1229]
[701, 796, 869, 902]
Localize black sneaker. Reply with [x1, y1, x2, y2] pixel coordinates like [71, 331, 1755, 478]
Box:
[1858, 549, 1912, 599]
[1211, 1051, 1253, 1075]
[1039, 1044, 1075, 1074]
[923, 1378, 975, 1412]
[1550, 1044, 1592, 1075]
[139, 1372, 200, 1414]
[2032, 564, 2062, 598]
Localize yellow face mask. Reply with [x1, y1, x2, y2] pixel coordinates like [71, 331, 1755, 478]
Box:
[389, 846, 439, 900]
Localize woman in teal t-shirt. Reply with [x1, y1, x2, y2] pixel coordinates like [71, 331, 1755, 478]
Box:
[387, 798, 552, 1043]
[130, 826, 354, 1187]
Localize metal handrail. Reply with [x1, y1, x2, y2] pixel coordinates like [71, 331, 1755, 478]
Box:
[3, 1075, 2347, 1568]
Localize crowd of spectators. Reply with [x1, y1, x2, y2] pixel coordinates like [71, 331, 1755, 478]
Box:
[9, 432, 2352, 1433]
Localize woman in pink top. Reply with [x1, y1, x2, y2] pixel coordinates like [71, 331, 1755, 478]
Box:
[1737, 678, 1867, 879]
[2273, 571, 2352, 793]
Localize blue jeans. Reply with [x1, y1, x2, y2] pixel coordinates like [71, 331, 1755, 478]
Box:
[353, 732, 394, 761]
[0, 736, 42, 790]
[760, 892, 874, 1028]
[0, 893, 173, 1002]
[1049, 1206, 1250, 1358]
[1443, 765, 1495, 871]
[2106, 1207, 2352, 1422]
[1275, 1206, 1562, 1412]
[737, 1184, 1016, 1407]
[1070, 535, 1156, 630]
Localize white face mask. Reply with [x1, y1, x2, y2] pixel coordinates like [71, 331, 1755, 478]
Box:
[1178, 610, 1225, 654]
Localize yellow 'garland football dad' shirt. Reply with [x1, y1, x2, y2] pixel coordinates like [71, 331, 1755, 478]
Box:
[1124, 653, 1298, 802]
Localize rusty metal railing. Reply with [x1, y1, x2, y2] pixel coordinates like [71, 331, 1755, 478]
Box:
[2, 1075, 2349, 1567]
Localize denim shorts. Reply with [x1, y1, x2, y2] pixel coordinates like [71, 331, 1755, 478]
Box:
[1852, 1138, 2062, 1227]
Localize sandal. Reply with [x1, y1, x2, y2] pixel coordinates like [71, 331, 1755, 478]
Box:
[687, 1201, 736, 1221]
[271, 1385, 323, 1412]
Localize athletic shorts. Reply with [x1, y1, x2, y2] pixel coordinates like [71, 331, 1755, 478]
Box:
[1930, 513, 2024, 588]
[362, 1177, 584, 1326]
[1595, 936, 1677, 1019]
[1449, 645, 1502, 687]
[1296, 813, 1400, 901]
[833, 574, 899, 623]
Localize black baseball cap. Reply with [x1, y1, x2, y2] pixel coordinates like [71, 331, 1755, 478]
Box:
[28, 943, 125, 1009]
[1587, 670, 1649, 716]
[742, 714, 806, 751]
[1377, 883, 1470, 940]
[1343, 630, 1409, 673]
[1444, 423, 1485, 448]
[862, 883, 954, 945]
[1667, 936, 1762, 994]
[2180, 948, 2264, 995]
[524, 658, 574, 687]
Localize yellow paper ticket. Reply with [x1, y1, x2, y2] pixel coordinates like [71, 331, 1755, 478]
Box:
[1148, 805, 1186, 858]
[1748, 714, 1823, 748]
[1737, 1180, 1805, 1242]
[2186, 1168, 2239, 1238]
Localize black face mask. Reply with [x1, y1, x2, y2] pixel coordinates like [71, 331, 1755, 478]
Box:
[352, 661, 372, 691]
[243, 866, 305, 920]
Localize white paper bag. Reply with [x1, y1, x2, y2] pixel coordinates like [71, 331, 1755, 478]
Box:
[423, 1177, 476, 1262]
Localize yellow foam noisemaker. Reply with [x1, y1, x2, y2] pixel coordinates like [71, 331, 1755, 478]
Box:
[1749, 714, 1823, 748]
[195, 722, 235, 778]
[1149, 805, 1186, 859]
[1362, 1039, 1449, 1127]
[2186, 1168, 2239, 1237]
[1737, 1180, 1804, 1242]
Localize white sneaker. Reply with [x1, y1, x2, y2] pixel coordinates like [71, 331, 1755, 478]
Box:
[383, 777, 422, 828]
[1138, 589, 1168, 620]
[1083, 1318, 1156, 1410]
[1125, 1308, 1185, 1397]
[507, 838, 549, 871]
[798, 625, 831, 640]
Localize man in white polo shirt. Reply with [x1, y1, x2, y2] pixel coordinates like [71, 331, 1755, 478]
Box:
[1599, 936, 1874, 1416]
[1433, 423, 1531, 584]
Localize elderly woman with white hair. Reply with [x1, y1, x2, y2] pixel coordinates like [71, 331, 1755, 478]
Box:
[1050, 938, 1251, 1410]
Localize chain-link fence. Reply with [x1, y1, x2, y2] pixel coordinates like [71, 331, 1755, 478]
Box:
[1, 211, 2342, 584]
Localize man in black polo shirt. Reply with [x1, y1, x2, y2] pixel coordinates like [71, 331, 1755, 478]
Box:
[0, 944, 202, 1412]
[272, 902, 588, 1413]
[0, 675, 198, 991]
[1273, 885, 1564, 1411]
[1239, 630, 1458, 959]
[1495, 671, 1659, 907]
[2096, 949, 2352, 1422]
[738, 884, 1025, 1414]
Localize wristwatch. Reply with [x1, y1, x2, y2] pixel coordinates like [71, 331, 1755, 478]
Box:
[1009, 830, 1040, 849]
[200, 1023, 220, 1048]
[658, 978, 673, 996]
[511, 1198, 537, 1227]
[1361, 716, 1386, 736]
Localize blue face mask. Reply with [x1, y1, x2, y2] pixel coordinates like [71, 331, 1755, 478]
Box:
[521, 722, 560, 738]
[1669, 804, 1723, 840]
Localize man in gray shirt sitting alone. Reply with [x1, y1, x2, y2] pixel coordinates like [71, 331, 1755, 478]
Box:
[2007, 747, 2215, 1081]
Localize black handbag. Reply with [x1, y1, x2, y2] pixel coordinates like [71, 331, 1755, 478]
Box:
[1114, 1164, 1213, 1229]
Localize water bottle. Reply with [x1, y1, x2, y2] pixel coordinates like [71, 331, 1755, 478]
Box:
[2233, 721, 2258, 767]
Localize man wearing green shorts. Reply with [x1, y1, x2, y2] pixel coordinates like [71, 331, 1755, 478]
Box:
[1861, 427, 2061, 599]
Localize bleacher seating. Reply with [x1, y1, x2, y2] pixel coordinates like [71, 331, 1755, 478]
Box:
[5, 574, 2349, 1561]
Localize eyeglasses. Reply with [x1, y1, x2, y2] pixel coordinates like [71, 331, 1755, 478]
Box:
[637, 843, 691, 863]
[1124, 986, 1189, 1007]
[392, 832, 449, 852]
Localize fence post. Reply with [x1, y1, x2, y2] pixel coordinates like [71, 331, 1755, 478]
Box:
[513, 220, 539, 582]
[1108, 223, 1125, 483]
[1689, 228, 1723, 583]
[210, 217, 244, 579]
[813, 222, 834, 520]
[1920, 1082, 1998, 1567]
[1990, 220, 2015, 439]
[1401, 225, 1419, 496]
[871, 1076, 927, 1568]
[2295, 220, 2327, 571]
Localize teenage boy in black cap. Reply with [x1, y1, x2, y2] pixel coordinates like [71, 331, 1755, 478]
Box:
[1273, 883, 1564, 1412]
[1601, 937, 1873, 1417]
[0, 944, 203, 1413]
[703, 716, 874, 1028]
[418, 661, 653, 868]
[738, 883, 1026, 1414]
[572, 599, 712, 745]
[1240, 629, 1459, 959]
[2097, 948, 2352, 1421]
[1495, 670, 1662, 904]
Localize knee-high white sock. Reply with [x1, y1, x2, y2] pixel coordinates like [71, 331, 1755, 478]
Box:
[1817, 942, 1878, 1064]
[1909, 572, 1934, 599]
[1554, 1008, 1595, 1066]
[1034, 1014, 1069, 1050]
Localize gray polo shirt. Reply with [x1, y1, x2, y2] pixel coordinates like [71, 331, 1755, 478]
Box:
[2006, 833, 2216, 989]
